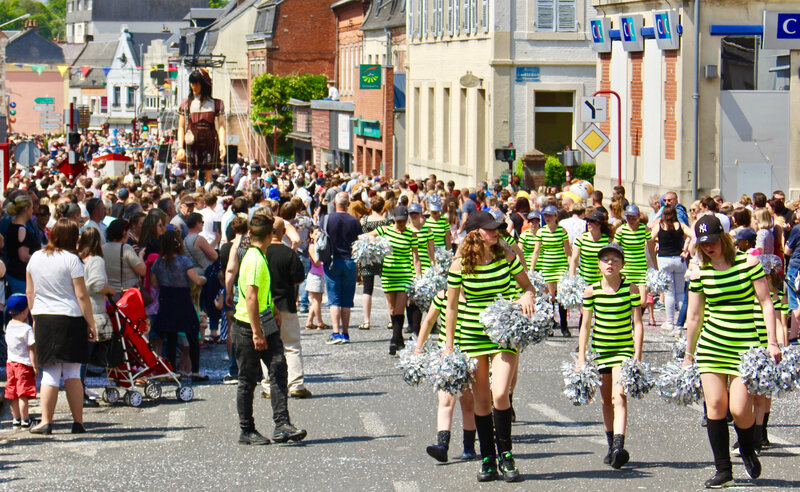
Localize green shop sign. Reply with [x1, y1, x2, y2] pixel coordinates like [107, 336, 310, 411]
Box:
[359, 64, 381, 89]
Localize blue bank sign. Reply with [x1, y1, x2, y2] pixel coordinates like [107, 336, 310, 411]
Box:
[764, 11, 800, 48]
[620, 14, 644, 52]
[589, 18, 612, 53]
[653, 10, 680, 50]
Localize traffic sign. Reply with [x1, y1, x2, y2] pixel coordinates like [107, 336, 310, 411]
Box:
[764, 11, 800, 48]
[575, 124, 610, 159]
[580, 97, 607, 123]
[39, 123, 62, 129]
[13, 141, 42, 167]
[34, 97, 55, 104]
[34, 104, 55, 111]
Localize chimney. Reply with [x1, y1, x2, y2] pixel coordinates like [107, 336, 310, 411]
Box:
[24, 19, 38, 32]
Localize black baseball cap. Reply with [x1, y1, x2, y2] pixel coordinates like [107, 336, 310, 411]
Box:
[586, 210, 605, 223]
[734, 227, 757, 243]
[464, 210, 503, 233]
[598, 243, 625, 261]
[393, 205, 409, 221]
[695, 214, 724, 243]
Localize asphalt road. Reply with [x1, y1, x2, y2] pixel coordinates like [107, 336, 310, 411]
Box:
[2, 286, 799, 491]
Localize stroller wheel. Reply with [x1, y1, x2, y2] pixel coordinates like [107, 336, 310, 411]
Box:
[124, 390, 144, 407]
[103, 387, 120, 404]
[176, 386, 194, 402]
[144, 382, 162, 400]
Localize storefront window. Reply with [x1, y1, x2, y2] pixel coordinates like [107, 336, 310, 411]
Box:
[721, 36, 789, 91]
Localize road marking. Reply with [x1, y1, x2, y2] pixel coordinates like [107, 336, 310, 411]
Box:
[393, 481, 420, 492]
[165, 410, 186, 441]
[359, 411, 387, 437]
[528, 403, 606, 446]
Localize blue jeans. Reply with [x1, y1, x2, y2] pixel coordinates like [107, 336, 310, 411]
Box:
[787, 265, 800, 311]
[324, 258, 357, 308]
[6, 275, 26, 296]
[297, 253, 311, 310]
[675, 281, 689, 328]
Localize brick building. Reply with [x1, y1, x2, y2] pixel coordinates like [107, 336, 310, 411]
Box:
[332, 0, 367, 101]
[310, 100, 354, 172]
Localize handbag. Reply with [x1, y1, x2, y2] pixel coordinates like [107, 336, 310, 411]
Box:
[94, 314, 113, 342]
[316, 214, 333, 264]
[184, 129, 195, 146]
[90, 332, 124, 368]
[259, 307, 280, 338]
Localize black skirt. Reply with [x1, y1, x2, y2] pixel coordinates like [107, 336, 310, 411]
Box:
[33, 314, 89, 366]
[153, 286, 199, 336]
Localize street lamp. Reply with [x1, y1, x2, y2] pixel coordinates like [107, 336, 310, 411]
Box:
[0, 13, 31, 29]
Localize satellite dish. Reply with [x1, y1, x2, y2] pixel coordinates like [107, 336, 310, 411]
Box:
[13, 141, 42, 167]
[459, 72, 481, 88]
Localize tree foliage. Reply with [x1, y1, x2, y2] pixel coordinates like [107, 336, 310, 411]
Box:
[0, 0, 65, 40]
[250, 73, 328, 153]
[544, 154, 596, 186]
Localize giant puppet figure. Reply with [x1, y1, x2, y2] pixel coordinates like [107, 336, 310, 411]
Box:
[176, 69, 226, 183]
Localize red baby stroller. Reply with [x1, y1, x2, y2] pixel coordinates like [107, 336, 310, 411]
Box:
[101, 288, 194, 406]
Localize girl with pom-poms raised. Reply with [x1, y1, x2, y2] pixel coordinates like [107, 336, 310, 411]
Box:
[445, 211, 537, 483]
[684, 215, 781, 488]
[576, 242, 643, 469]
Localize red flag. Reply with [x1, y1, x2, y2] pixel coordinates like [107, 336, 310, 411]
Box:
[80, 66, 91, 77]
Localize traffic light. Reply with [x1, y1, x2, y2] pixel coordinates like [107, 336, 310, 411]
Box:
[8, 100, 16, 124]
[494, 146, 516, 163]
[139, 116, 149, 132]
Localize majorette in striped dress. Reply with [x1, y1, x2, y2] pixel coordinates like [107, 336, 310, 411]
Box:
[534, 225, 569, 283]
[376, 225, 418, 292]
[583, 281, 641, 368]
[431, 292, 462, 349]
[447, 255, 524, 357]
[575, 232, 611, 285]
[412, 224, 435, 272]
[690, 252, 766, 376]
[424, 215, 450, 247]
[519, 229, 537, 270]
[615, 223, 649, 285]
[358, 217, 394, 277]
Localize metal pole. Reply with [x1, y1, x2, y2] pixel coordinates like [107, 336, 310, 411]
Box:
[139, 44, 144, 135]
[593, 90, 622, 187]
[692, 0, 700, 200]
[273, 104, 278, 167]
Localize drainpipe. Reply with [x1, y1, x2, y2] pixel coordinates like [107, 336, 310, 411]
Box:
[692, 0, 700, 199]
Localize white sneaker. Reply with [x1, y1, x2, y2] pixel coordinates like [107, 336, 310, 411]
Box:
[668, 326, 684, 338]
[661, 322, 674, 331]
[84, 389, 100, 399]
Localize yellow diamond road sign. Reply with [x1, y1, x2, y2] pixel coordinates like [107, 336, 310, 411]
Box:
[575, 123, 610, 158]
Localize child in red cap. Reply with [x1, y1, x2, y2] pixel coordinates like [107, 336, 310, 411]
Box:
[4, 293, 38, 428]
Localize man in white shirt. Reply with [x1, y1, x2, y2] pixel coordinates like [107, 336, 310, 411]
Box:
[197, 193, 221, 248]
[80, 198, 107, 244]
[326, 82, 339, 101]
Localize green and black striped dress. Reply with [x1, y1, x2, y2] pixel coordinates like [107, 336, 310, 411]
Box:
[431, 292, 462, 349]
[584, 281, 641, 368]
[753, 291, 782, 346]
[377, 225, 418, 292]
[447, 255, 524, 357]
[534, 225, 569, 283]
[519, 229, 538, 270]
[616, 223, 649, 284]
[690, 252, 766, 376]
[424, 215, 450, 247]
[575, 232, 611, 285]
[412, 224, 434, 272]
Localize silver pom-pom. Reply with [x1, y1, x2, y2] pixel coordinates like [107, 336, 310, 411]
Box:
[408, 269, 447, 310]
[351, 236, 393, 265]
[396, 337, 435, 387]
[646, 268, 671, 295]
[425, 346, 478, 395]
[527, 269, 546, 294]
[672, 334, 687, 360]
[656, 361, 703, 405]
[533, 294, 556, 334]
[556, 273, 586, 309]
[619, 358, 655, 399]
[479, 295, 550, 351]
[434, 246, 454, 272]
[758, 254, 783, 275]
[740, 346, 779, 397]
[561, 351, 601, 406]
[776, 346, 800, 395]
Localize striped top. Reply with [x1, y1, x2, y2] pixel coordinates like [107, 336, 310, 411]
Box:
[424, 215, 450, 247]
[519, 229, 537, 268]
[616, 223, 649, 280]
[376, 225, 418, 270]
[534, 225, 569, 282]
[575, 232, 611, 284]
[690, 252, 766, 375]
[447, 255, 524, 303]
[412, 225, 434, 271]
[584, 281, 641, 366]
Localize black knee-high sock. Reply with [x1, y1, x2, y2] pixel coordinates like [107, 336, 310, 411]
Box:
[463, 429, 476, 451]
[706, 418, 732, 472]
[734, 424, 757, 457]
[613, 434, 625, 450]
[437, 430, 451, 449]
[559, 305, 568, 330]
[605, 431, 614, 451]
[390, 314, 405, 345]
[406, 304, 422, 336]
[763, 412, 770, 441]
[474, 413, 495, 459]
[493, 407, 513, 455]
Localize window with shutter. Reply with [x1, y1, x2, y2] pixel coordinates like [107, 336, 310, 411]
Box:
[556, 0, 576, 32]
[482, 0, 489, 33]
[447, 0, 454, 35]
[439, 0, 445, 37]
[536, 0, 554, 31]
[408, 0, 415, 39]
[421, 0, 427, 38]
[469, 0, 477, 34]
[454, 0, 461, 35]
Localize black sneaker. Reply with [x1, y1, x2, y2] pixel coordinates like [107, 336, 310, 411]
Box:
[704, 469, 733, 489]
[477, 456, 499, 482]
[761, 436, 772, 448]
[425, 444, 448, 463]
[610, 448, 630, 469]
[458, 449, 478, 461]
[742, 453, 761, 480]
[273, 423, 307, 443]
[239, 429, 270, 445]
[12, 418, 21, 428]
[561, 327, 572, 337]
[603, 449, 613, 465]
[498, 452, 521, 482]
[389, 344, 400, 356]
[222, 374, 239, 385]
[20, 418, 34, 429]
